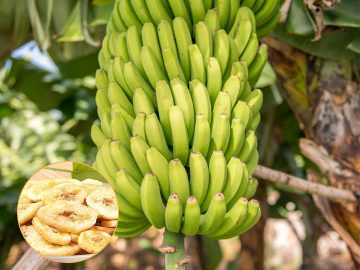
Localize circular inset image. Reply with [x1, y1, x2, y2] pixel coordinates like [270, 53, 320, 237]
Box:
[17, 161, 118, 263]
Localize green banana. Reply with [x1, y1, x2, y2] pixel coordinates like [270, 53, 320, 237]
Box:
[252, 0, 264, 13]
[158, 20, 179, 61]
[244, 89, 263, 116]
[215, 0, 230, 29]
[146, 147, 170, 199]
[155, 80, 174, 145]
[116, 169, 142, 210]
[189, 44, 206, 84]
[111, 112, 131, 149]
[189, 151, 209, 205]
[145, 0, 172, 25]
[124, 62, 156, 106]
[116, 193, 146, 219]
[244, 177, 258, 198]
[173, 17, 192, 81]
[209, 113, 230, 154]
[206, 57, 223, 106]
[162, 48, 186, 82]
[132, 112, 147, 140]
[204, 8, 220, 32]
[169, 159, 190, 208]
[111, 1, 127, 33]
[130, 135, 151, 175]
[232, 101, 252, 128]
[199, 193, 226, 234]
[225, 118, 246, 160]
[182, 196, 201, 236]
[145, 113, 173, 160]
[188, 0, 206, 24]
[209, 197, 248, 238]
[201, 151, 227, 211]
[165, 193, 183, 233]
[203, 0, 213, 10]
[214, 29, 230, 76]
[246, 151, 258, 175]
[257, 9, 280, 38]
[238, 130, 257, 163]
[195, 22, 213, 64]
[249, 112, 261, 131]
[240, 33, 259, 66]
[192, 114, 211, 158]
[189, 79, 212, 124]
[96, 89, 111, 114]
[222, 75, 241, 109]
[110, 140, 143, 184]
[95, 151, 115, 187]
[141, 46, 168, 89]
[111, 103, 135, 130]
[113, 57, 134, 99]
[100, 112, 112, 138]
[226, 0, 240, 32]
[130, 0, 153, 24]
[119, 0, 142, 32]
[100, 140, 119, 186]
[169, 106, 189, 164]
[109, 32, 130, 60]
[115, 221, 150, 238]
[255, 0, 279, 27]
[226, 199, 261, 237]
[108, 82, 134, 117]
[141, 23, 164, 67]
[91, 123, 106, 148]
[242, 0, 256, 8]
[222, 157, 244, 204]
[95, 69, 109, 90]
[141, 173, 166, 228]
[212, 91, 232, 118]
[248, 44, 268, 87]
[170, 78, 195, 140]
[133, 87, 155, 115]
[227, 165, 249, 209]
[168, 0, 192, 31]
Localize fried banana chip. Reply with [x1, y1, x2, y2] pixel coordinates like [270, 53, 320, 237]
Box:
[32, 217, 71, 246]
[21, 225, 81, 256]
[43, 183, 87, 205]
[100, 220, 118, 228]
[26, 180, 59, 202]
[86, 189, 118, 220]
[70, 233, 79, 243]
[78, 229, 111, 254]
[36, 201, 97, 234]
[82, 179, 103, 186]
[18, 202, 43, 225]
[92, 226, 115, 234]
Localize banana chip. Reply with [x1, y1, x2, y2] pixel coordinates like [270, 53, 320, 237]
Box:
[43, 183, 87, 205]
[32, 217, 71, 246]
[100, 220, 118, 228]
[82, 179, 103, 186]
[18, 202, 43, 225]
[92, 225, 115, 234]
[70, 233, 79, 243]
[21, 225, 81, 256]
[78, 229, 111, 254]
[86, 189, 118, 220]
[36, 201, 98, 234]
[26, 180, 58, 202]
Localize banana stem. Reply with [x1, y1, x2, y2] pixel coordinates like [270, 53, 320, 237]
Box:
[159, 230, 190, 269]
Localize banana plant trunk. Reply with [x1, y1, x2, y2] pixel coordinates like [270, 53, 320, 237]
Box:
[266, 37, 360, 265]
[160, 230, 189, 270]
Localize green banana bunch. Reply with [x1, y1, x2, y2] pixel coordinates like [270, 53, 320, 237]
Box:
[91, 0, 276, 239]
